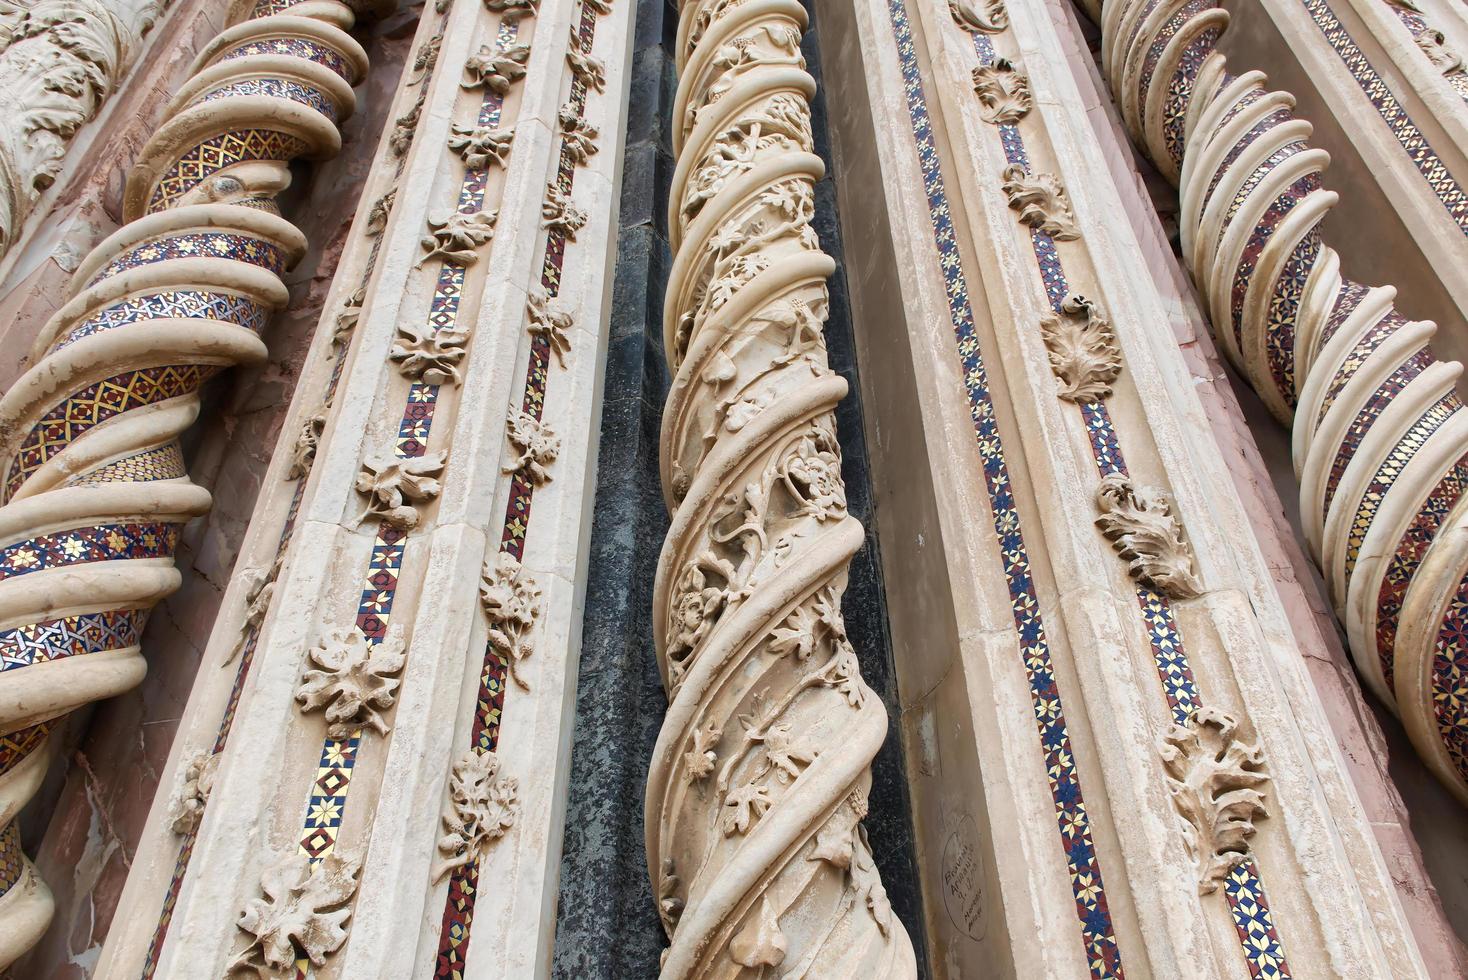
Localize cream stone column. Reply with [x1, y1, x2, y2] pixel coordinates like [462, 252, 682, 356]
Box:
[0, 0, 373, 966]
[801, 0, 1447, 972]
[94, 0, 633, 972]
[646, 0, 918, 974]
[0, 0, 171, 264]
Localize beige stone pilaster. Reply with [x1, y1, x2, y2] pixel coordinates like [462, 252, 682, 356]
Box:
[809, 0, 1439, 973]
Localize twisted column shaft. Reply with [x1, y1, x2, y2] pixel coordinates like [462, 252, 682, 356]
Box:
[646, 0, 917, 974]
[0, 0, 370, 964]
[1099, 0, 1468, 802]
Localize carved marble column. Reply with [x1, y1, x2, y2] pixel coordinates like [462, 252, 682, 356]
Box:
[0, 0, 170, 264]
[93, 0, 633, 971]
[0, 0, 375, 965]
[647, 0, 917, 973]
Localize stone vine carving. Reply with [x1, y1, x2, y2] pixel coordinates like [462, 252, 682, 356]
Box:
[527, 289, 574, 365]
[366, 189, 396, 236]
[432, 749, 520, 882]
[1159, 707, 1270, 894]
[558, 103, 600, 164]
[1095, 473, 1204, 599]
[230, 851, 362, 976]
[390, 322, 470, 386]
[0, 0, 165, 262]
[449, 122, 514, 169]
[566, 42, 605, 91]
[1001, 165, 1080, 240]
[1039, 293, 1121, 401]
[1098, 0, 1468, 799]
[648, 0, 916, 972]
[541, 184, 587, 239]
[420, 208, 498, 266]
[295, 626, 407, 739]
[503, 410, 560, 485]
[170, 751, 220, 835]
[480, 550, 542, 688]
[463, 40, 531, 93]
[948, 0, 1007, 34]
[971, 58, 1030, 124]
[0, 0, 369, 960]
[354, 449, 448, 530]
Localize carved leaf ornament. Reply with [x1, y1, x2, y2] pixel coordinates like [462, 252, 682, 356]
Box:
[231, 851, 362, 976]
[1040, 293, 1121, 402]
[1094, 472, 1204, 599]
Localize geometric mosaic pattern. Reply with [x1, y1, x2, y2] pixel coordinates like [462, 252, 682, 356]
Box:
[86, 231, 289, 285]
[0, 522, 182, 582]
[54, 290, 268, 354]
[218, 38, 353, 82]
[65, 444, 188, 487]
[146, 131, 311, 213]
[0, 824, 23, 901]
[194, 79, 339, 124]
[0, 609, 147, 672]
[4, 364, 214, 500]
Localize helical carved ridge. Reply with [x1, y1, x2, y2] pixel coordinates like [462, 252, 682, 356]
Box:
[0, 0, 372, 964]
[1098, 0, 1468, 802]
[645, 0, 917, 974]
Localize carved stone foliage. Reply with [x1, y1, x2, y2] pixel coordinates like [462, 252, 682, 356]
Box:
[367, 189, 396, 237]
[527, 289, 574, 365]
[230, 552, 285, 664]
[486, 0, 540, 22]
[288, 409, 327, 480]
[0, 0, 164, 260]
[947, 0, 1007, 33]
[558, 103, 600, 164]
[449, 123, 514, 169]
[1159, 707, 1270, 894]
[420, 208, 498, 266]
[480, 550, 542, 688]
[1417, 27, 1467, 80]
[463, 40, 530, 93]
[1001, 164, 1080, 240]
[230, 851, 362, 977]
[390, 95, 424, 157]
[354, 449, 447, 529]
[503, 410, 560, 485]
[1040, 293, 1121, 402]
[170, 751, 220, 835]
[294, 626, 407, 739]
[433, 749, 520, 882]
[971, 58, 1030, 124]
[541, 184, 587, 239]
[566, 41, 606, 91]
[390, 322, 470, 386]
[1094, 473, 1203, 599]
[334, 285, 366, 348]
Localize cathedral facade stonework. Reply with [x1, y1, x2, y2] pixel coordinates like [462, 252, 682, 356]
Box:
[0, 0, 1466, 974]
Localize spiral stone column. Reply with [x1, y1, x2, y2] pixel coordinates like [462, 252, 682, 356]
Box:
[645, 1, 917, 974]
[0, 0, 368, 964]
[1097, 0, 1468, 803]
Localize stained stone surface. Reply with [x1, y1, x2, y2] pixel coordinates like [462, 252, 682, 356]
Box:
[551, 0, 929, 972]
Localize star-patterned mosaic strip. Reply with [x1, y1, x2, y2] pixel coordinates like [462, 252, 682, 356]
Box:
[884, 1, 1124, 973]
[433, 6, 606, 973]
[87, 232, 289, 286]
[0, 609, 147, 672]
[218, 38, 354, 82]
[1299, 0, 1468, 234]
[0, 522, 182, 582]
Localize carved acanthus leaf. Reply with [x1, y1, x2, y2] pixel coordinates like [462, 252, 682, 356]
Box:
[295, 626, 407, 739]
[170, 751, 220, 835]
[1094, 472, 1203, 599]
[558, 103, 600, 164]
[527, 289, 574, 365]
[420, 209, 498, 266]
[1000, 164, 1080, 240]
[449, 123, 514, 169]
[463, 41, 531, 92]
[566, 39, 606, 91]
[1159, 707, 1270, 894]
[948, 0, 1008, 33]
[1039, 293, 1121, 402]
[230, 851, 361, 977]
[504, 410, 560, 485]
[480, 551, 543, 688]
[433, 749, 520, 881]
[390, 322, 470, 386]
[541, 184, 587, 239]
[971, 58, 1031, 124]
[354, 449, 447, 529]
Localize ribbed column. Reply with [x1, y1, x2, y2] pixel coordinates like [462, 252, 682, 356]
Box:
[646, 0, 917, 974]
[1099, 0, 1468, 802]
[0, 0, 369, 964]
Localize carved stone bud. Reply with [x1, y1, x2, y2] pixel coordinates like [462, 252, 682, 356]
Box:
[390, 323, 470, 386]
[504, 410, 560, 485]
[433, 749, 520, 882]
[1159, 707, 1270, 894]
[420, 209, 498, 266]
[480, 551, 543, 688]
[971, 59, 1031, 124]
[449, 123, 514, 169]
[295, 626, 408, 739]
[1000, 164, 1080, 240]
[1039, 293, 1121, 402]
[230, 851, 362, 976]
[1094, 473, 1204, 599]
[354, 449, 448, 529]
[170, 751, 220, 835]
